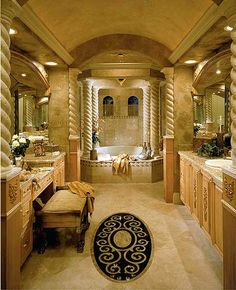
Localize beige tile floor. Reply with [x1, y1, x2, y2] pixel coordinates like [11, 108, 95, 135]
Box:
[21, 182, 223, 290]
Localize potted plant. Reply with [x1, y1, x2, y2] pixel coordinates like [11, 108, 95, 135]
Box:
[90, 131, 100, 160]
[10, 134, 30, 166]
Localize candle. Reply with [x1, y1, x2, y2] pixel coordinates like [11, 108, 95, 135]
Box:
[219, 115, 222, 133]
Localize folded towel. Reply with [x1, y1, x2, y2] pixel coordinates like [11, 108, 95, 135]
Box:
[67, 181, 95, 215]
[112, 153, 129, 175]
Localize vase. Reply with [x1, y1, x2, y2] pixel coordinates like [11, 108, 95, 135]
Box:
[90, 149, 98, 160]
[15, 156, 23, 168]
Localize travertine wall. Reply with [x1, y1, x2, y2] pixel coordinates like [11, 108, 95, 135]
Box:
[173, 66, 193, 192]
[98, 88, 143, 146]
[48, 68, 70, 180]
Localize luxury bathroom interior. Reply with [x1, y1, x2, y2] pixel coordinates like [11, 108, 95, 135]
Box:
[1, 0, 236, 289]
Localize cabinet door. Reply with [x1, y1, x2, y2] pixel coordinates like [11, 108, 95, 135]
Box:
[192, 166, 202, 224]
[180, 158, 185, 203]
[184, 161, 192, 210]
[212, 184, 223, 253]
[202, 173, 213, 237]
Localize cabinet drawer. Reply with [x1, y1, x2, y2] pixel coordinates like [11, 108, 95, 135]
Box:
[21, 224, 32, 266]
[33, 174, 53, 199]
[21, 183, 32, 199]
[21, 198, 32, 228]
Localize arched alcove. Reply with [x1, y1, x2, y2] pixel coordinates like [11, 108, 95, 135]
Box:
[103, 96, 114, 116]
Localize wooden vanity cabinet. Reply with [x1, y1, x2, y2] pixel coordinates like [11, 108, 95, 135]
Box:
[201, 171, 213, 239]
[20, 180, 33, 266]
[212, 184, 223, 253]
[24, 153, 65, 189]
[53, 157, 65, 188]
[191, 165, 202, 224]
[222, 172, 236, 290]
[179, 152, 224, 255]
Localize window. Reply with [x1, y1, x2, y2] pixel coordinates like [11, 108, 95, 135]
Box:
[128, 96, 138, 116]
[103, 96, 114, 116]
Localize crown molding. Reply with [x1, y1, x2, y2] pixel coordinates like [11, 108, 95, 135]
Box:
[17, 3, 74, 65]
[168, 3, 220, 64]
[83, 63, 161, 70]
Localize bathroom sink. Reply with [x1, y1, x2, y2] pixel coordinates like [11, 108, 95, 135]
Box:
[205, 159, 232, 169]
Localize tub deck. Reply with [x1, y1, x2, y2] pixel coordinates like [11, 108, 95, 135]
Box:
[81, 157, 163, 183]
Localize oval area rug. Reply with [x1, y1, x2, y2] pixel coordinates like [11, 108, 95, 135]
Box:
[92, 212, 153, 282]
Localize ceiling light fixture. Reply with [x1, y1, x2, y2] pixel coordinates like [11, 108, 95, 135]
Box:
[216, 69, 221, 74]
[184, 59, 198, 64]
[9, 28, 17, 35]
[224, 25, 233, 32]
[21, 73, 27, 77]
[45, 61, 58, 66]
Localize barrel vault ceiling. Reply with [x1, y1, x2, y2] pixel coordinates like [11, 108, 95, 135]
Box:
[10, 0, 232, 88]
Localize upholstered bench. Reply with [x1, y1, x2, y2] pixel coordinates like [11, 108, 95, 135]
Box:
[35, 186, 90, 253]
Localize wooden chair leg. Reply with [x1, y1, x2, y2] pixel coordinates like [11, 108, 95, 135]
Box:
[76, 227, 85, 253]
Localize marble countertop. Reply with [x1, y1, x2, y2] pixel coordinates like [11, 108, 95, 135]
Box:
[19, 167, 54, 187]
[24, 152, 65, 163]
[178, 151, 223, 187]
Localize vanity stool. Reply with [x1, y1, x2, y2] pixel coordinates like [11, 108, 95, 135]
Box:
[35, 186, 90, 253]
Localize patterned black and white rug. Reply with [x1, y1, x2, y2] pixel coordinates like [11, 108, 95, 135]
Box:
[92, 213, 153, 282]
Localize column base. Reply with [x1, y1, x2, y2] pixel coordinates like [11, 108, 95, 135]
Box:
[69, 137, 81, 181]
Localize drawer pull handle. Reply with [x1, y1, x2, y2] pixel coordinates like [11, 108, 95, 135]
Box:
[23, 242, 29, 248]
[23, 210, 30, 216]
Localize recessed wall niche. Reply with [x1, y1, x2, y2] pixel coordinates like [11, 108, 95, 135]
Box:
[99, 88, 143, 146]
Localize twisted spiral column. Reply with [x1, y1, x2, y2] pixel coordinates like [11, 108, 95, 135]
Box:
[83, 80, 93, 157]
[25, 96, 34, 126]
[1, 0, 21, 174]
[150, 80, 160, 155]
[205, 93, 213, 122]
[92, 86, 99, 132]
[230, 30, 236, 167]
[69, 68, 80, 139]
[142, 85, 151, 143]
[162, 67, 174, 136]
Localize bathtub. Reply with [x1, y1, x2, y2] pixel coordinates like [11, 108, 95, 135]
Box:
[96, 146, 143, 158]
[81, 145, 163, 183]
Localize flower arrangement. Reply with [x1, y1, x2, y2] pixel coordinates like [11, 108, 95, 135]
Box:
[10, 134, 30, 157]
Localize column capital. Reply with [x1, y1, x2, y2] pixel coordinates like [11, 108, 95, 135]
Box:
[1, 0, 21, 22]
[69, 68, 81, 78]
[161, 67, 174, 79]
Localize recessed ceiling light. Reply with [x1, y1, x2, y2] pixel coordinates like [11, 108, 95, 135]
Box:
[45, 61, 58, 66]
[9, 28, 17, 35]
[21, 73, 27, 77]
[216, 69, 221, 74]
[184, 59, 198, 64]
[224, 25, 233, 32]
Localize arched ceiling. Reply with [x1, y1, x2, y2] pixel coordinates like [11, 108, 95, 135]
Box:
[70, 34, 171, 68]
[28, 0, 213, 53]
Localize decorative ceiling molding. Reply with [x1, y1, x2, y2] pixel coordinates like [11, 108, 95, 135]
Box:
[192, 48, 231, 89]
[17, 3, 74, 65]
[11, 50, 50, 90]
[83, 63, 161, 70]
[168, 3, 220, 64]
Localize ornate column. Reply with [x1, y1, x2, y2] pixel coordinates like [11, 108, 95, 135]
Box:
[1, 0, 20, 174]
[69, 68, 80, 138]
[24, 95, 34, 130]
[82, 79, 93, 158]
[142, 84, 151, 143]
[161, 67, 175, 203]
[205, 91, 213, 122]
[1, 2, 22, 289]
[92, 86, 99, 132]
[162, 67, 174, 136]
[150, 80, 160, 155]
[68, 68, 80, 180]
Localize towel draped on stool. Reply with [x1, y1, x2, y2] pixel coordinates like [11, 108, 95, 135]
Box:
[67, 181, 95, 215]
